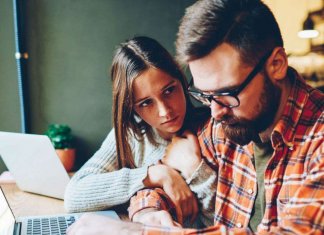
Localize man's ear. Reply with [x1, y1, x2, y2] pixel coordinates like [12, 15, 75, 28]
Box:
[266, 47, 288, 81]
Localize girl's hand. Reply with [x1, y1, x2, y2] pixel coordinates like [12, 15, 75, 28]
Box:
[143, 164, 198, 225]
[162, 131, 202, 179]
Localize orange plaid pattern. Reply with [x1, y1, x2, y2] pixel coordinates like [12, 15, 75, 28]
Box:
[129, 68, 324, 234]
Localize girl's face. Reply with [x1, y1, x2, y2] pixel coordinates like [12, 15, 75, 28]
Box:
[132, 67, 187, 140]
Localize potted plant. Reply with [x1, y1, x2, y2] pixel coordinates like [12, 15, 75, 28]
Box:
[45, 124, 76, 172]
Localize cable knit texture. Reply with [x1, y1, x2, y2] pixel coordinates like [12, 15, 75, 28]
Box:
[64, 128, 168, 212]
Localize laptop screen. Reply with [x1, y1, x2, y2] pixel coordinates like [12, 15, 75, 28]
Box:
[0, 188, 15, 235]
[0, 132, 70, 199]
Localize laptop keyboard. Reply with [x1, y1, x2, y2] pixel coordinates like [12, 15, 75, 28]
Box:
[26, 216, 76, 235]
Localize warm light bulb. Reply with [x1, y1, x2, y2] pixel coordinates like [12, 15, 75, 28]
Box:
[298, 29, 319, 38]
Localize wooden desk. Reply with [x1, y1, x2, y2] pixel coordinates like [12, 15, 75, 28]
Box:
[1, 183, 67, 217]
[0, 182, 129, 220]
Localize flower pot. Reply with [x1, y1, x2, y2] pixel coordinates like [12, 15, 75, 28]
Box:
[55, 148, 76, 172]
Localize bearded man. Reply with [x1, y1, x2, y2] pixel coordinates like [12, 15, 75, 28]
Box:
[128, 0, 324, 234]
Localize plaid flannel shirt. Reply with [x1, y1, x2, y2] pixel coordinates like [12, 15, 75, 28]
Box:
[128, 68, 324, 234]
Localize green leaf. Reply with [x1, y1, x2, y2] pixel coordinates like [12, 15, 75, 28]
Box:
[45, 124, 74, 149]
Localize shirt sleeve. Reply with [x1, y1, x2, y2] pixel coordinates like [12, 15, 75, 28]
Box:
[128, 188, 177, 221]
[64, 129, 149, 213]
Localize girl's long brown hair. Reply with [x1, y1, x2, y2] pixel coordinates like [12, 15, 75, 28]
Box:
[110, 36, 195, 169]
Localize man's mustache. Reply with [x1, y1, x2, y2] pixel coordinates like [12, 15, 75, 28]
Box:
[220, 115, 239, 126]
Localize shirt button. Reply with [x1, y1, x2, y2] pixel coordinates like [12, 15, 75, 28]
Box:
[248, 189, 253, 194]
[236, 223, 242, 228]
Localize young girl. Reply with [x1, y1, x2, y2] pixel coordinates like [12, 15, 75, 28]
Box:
[64, 36, 211, 225]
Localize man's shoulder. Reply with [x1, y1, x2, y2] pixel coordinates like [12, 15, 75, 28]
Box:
[299, 86, 324, 130]
[288, 83, 324, 150]
[307, 87, 324, 114]
[294, 70, 324, 116]
[284, 72, 324, 138]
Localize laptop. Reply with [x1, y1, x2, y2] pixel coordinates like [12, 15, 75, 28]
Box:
[0, 131, 73, 199]
[0, 187, 120, 235]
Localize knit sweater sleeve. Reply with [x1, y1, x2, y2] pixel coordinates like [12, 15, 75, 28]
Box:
[186, 159, 217, 227]
[64, 129, 162, 213]
[185, 119, 219, 226]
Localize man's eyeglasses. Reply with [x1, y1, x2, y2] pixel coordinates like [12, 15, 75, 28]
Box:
[187, 51, 273, 108]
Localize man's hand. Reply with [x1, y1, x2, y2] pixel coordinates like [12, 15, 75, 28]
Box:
[132, 208, 181, 227]
[143, 164, 198, 224]
[66, 214, 143, 235]
[162, 131, 202, 179]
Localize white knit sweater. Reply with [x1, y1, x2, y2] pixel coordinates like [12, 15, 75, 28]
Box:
[64, 128, 216, 227]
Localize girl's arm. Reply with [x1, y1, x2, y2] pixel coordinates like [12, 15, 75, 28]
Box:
[64, 129, 159, 213]
[162, 131, 217, 226]
[143, 164, 198, 225]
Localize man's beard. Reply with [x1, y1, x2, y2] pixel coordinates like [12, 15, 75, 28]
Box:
[221, 74, 281, 145]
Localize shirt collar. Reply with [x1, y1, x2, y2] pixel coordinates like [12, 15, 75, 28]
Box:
[271, 67, 310, 148]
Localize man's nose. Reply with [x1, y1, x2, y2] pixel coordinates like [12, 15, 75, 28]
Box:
[210, 100, 230, 121]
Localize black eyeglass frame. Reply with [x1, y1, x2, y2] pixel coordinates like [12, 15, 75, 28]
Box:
[188, 50, 273, 108]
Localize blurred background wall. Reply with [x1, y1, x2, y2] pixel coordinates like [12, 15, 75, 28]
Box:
[0, 0, 323, 173]
[0, 0, 195, 172]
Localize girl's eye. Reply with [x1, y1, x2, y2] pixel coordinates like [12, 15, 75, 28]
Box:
[164, 85, 176, 95]
[138, 99, 152, 108]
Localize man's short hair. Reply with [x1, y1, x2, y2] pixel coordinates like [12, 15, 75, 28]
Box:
[176, 0, 283, 66]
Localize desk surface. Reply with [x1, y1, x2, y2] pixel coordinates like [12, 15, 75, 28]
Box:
[0, 181, 128, 220]
[1, 183, 67, 217]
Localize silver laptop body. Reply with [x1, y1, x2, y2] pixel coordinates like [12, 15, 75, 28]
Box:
[0, 131, 70, 199]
